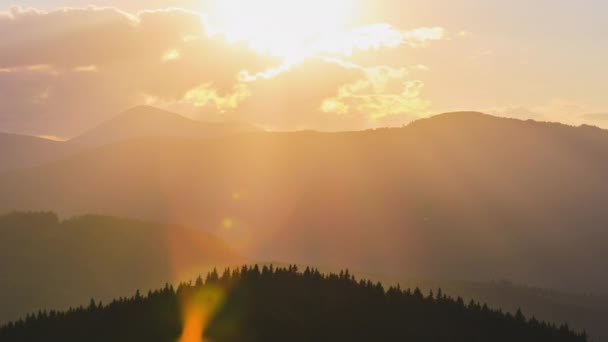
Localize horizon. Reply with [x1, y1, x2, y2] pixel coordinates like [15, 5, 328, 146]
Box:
[2, 1, 608, 341]
[6, 106, 608, 142]
[1, 0, 607, 139]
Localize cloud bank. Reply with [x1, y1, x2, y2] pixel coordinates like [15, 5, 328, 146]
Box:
[0, 6, 443, 137]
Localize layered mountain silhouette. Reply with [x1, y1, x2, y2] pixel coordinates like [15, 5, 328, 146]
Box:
[1, 111, 606, 293]
[0, 132, 77, 172]
[70, 105, 259, 147]
[2, 109, 608, 339]
[0, 213, 605, 340]
[0, 212, 242, 325]
[1, 106, 259, 172]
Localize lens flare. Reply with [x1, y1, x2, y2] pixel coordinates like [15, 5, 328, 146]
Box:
[178, 285, 226, 342]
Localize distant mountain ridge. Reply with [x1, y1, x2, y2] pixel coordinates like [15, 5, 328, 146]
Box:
[1, 106, 260, 173]
[0, 132, 77, 172]
[2, 111, 608, 339]
[2, 111, 608, 293]
[69, 105, 259, 147]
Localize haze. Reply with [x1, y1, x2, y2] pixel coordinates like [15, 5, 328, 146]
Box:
[1, 0, 607, 139]
[1, 1, 608, 341]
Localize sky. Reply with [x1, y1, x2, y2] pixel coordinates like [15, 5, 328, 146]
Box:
[1, 0, 607, 138]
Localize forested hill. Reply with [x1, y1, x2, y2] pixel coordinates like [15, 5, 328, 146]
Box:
[0, 266, 587, 342]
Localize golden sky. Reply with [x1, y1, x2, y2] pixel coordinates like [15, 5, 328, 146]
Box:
[1, 0, 607, 138]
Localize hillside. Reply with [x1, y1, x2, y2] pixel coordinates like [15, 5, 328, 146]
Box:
[385, 276, 608, 342]
[69, 105, 259, 147]
[0, 132, 77, 172]
[0, 266, 587, 342]
[1, 112, 607, 294]
[0, 213, 605, 339]
[259, 262, 608, 341]
[0, 212, 243, 324]
[0, 106, 260, 172]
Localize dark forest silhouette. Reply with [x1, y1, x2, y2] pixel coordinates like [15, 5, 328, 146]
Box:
[2, 110, 608, 340]
[1, 212, 606, 340]
[0, 265, 587, 342]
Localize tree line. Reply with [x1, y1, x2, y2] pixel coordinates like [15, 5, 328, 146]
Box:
[0, 265, 587, 341]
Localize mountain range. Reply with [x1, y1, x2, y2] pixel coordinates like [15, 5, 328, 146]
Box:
[0, 105, 258, 172]
[70, 105, 259, 147]
[2, 106, 608, 339]
[0, 133, 75, 173]
[2, 109, 607, 293]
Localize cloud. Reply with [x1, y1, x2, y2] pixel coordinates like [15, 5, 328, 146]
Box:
[0, 6, 277, 136]
[322, 66, 430, 121]
[72, 65, 99, 72]
[0, 6, 441, 136]
[292, 24, 445, 59]
[182, 83, 251, 112]
[209, 58, 365, 130]
[35, 134, 67, 142]
[175, 58, 431, 131]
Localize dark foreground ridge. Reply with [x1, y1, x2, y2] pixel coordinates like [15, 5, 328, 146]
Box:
[0, 265, 587, 342]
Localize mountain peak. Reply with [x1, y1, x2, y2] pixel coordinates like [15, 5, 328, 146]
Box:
[421, 111, 498, 123]
[406, 111, 525, 132]
[433, 111, 491, 119]
[116, 105, 190, 121]
[70, 106, 258, 147]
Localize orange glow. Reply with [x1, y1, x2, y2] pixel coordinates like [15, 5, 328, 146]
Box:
[178, 306, 205, 342]
[162, 49, 181, 62]
[178, 285, 226, 342]
[35, 134, 67, 142]
[222, 218, 234, 229]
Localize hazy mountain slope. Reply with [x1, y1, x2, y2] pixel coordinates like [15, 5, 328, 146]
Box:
[69, 105, 259, 147]
[0, 212, 243, 324]
[0, 106, 259, 172]
[264, 262, 608, 341]
[388, 277, 608, 342]
[1, 112, 608, 295]
[0, 133, 77, 172]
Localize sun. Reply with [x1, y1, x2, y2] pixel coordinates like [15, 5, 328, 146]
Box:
[206, 0, 360, 60]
